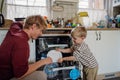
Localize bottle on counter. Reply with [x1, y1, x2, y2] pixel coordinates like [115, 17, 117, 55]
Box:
[65, 19, 72, 28]
[117, 17, 120, 28]
[111, 19, 116, 28]
[61, 18, 64, 28]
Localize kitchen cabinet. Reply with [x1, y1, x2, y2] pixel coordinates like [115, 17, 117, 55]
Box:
[85, 30, 120, 75]
[113, 0, 120, 17]
[113, 0, 120, 7]
[28, 40, 36, 63]
[0, 30, 8, 45]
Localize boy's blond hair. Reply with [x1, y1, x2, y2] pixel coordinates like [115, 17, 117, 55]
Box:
[71, 26, 87, 38]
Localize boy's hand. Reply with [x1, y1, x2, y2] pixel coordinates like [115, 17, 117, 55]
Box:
[58, 58, 63, 63]
[56, 48, 62, 52]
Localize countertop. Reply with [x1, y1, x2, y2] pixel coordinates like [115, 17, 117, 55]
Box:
[0, 27, 120, 31]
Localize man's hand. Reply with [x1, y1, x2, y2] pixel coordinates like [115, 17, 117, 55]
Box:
[44, 57, 53, 64]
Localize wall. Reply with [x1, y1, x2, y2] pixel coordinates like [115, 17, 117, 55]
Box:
[52, 2, 78, 21]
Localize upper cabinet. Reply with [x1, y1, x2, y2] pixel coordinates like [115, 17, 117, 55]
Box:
[113, 0, 120, 7]
[113, 0, 120, 17]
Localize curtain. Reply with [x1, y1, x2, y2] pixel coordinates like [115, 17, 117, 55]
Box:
[6, 0, 50, 20]
[104, 0, 113, 17]
[94, 0, 104, 9]
[88, 0, 104, 9]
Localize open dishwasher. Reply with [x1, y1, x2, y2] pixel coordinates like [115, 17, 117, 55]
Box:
[35, 34, 81, 80]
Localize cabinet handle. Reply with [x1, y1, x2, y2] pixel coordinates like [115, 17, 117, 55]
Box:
[95, 31, 102, 40]
[99, 31, 101, 40]
[95, 31, 98, 40]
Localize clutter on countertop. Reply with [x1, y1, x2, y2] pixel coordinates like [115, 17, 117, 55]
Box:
[0, 19, 13, 28]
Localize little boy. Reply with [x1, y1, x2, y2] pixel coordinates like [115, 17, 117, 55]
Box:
[56, 26, 98, 80]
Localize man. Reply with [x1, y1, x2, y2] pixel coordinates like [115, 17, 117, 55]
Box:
[0, 15, 52, 80]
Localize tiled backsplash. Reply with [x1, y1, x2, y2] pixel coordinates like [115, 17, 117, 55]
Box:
[52, 3, 78, 21]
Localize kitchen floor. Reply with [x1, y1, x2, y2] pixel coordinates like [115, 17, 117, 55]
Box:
[103, 77, 120, 80]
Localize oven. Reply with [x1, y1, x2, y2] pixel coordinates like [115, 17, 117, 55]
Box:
[35, 34, 81, 80]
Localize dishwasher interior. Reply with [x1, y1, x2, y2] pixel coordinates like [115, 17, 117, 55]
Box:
[36, 35, 81, 80]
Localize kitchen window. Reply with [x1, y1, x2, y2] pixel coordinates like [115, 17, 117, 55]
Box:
[6, 0, 50, 20]
[79, 0, 89, 8]
[5, 0, 105, 24]
[7, 0, 46, 6]
[79, 0, 104, 9]
[78, 0, 106, 28]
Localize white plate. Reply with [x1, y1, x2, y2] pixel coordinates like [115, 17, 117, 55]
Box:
[47, 50, 62, 62]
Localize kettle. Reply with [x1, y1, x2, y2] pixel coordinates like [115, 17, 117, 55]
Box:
[0, 14, 5, 27]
